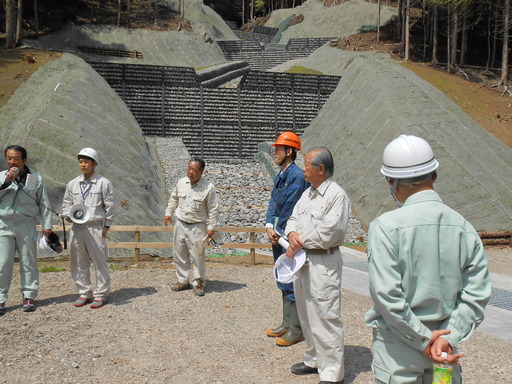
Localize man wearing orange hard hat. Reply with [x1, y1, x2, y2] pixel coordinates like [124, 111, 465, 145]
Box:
[265, 131, 309, 347]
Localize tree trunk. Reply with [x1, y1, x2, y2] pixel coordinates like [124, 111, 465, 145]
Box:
[460, 7, 468, 65]
[250, 0, 254, 20]
[181, 0, 185, 19]
[450, 4, 459, 73]
[398, 0, 404, 52]
[6, 0, 16, 49]
[16, 0, 22, 45]
[404, 0, 410, 62]
[33, 0, 39, 37]
[432, 4, 438, 64]
[486, 0, 493, 70]
[377, 0, 381, 45]
[447, 6, 451, 72]
[126, 0, 131, 26]
[500, 0, 510, 85]
[242, 0, 245, 25]
[117, 0, 121, 27]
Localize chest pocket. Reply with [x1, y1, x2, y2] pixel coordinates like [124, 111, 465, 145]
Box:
[190, 190, 207, 211]
[87, 191, 103, 207]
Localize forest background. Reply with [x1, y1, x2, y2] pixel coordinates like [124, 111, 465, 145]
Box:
[1, 0, 511, 92]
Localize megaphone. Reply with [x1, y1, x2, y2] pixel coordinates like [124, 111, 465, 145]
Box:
[69, 204, 90, 224]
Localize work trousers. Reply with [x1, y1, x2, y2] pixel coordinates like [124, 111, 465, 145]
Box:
[173, 219, 206, 287]
[70, 224, 110, 299]
[272, 244, 295, 301]
[0, 221, 39, 302]
[372, 326, 462, 384]
[294, 250, 345, 382]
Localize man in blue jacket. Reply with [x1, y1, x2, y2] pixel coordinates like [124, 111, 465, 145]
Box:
[265, 131, 309, 346]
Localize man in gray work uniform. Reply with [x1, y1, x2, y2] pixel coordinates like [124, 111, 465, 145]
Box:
[285, 147, 350, 384]
[164, 158, 219, 297]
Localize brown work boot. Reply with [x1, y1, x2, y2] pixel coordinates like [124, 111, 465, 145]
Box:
[171, 282, 191, 292]
[193, 283, 205, 297]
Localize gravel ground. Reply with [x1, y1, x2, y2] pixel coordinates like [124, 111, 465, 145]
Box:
[0, 247, 510, 384]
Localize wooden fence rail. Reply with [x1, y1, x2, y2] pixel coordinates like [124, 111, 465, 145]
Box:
[39, 226, 271, 265]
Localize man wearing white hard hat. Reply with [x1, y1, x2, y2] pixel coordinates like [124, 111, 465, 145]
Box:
[0, 145, 54, 315]
[365, 135, 491, 383]
[285, 147, 350, 384]
[62, 148, 115, 309]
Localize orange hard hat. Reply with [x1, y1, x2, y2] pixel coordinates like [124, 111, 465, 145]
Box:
[272, 131, 301, 150]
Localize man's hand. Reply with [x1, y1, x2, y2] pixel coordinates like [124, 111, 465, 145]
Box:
[430, 335, 463, 365]
[286, 231, 304, 258]
[266, 227, 279, 245]
[5, 167, 18, 181]
[65, 217, 73, 223]
[102, 227, 109, 238]
[207, 229, 215, 238]
[43, 229, 52, 237]
[423, 330, 451, 359]
[164, 216, 173, 226]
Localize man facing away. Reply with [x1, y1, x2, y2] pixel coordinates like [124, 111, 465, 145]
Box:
[365, 134, 491, 383]
[0, 145, 53, 315]
[265, 131, 309, 347]
[164, 158, 219, 297]
[62, 148, 115, 309]
[285, 146, 351, 384]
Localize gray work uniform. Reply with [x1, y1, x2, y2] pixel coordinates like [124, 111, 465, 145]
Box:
[0, 169, 53, 302]
[63, 173, 115, 300]
[285, 178, 351, 383]
[165, 176, 219, 287]
[365, 190, 491, 384]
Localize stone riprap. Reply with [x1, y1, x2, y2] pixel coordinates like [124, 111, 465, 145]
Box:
[155, 137, 368, 253]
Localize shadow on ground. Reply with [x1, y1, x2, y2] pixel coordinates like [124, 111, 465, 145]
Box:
[206, 279, 247, 293]
[344, 344, 373, 383]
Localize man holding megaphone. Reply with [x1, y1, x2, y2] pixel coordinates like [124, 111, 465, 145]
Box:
[62, 148, 115, 309]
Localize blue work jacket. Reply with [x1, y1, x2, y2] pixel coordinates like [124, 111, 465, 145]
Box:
[266, 162, 309, 236]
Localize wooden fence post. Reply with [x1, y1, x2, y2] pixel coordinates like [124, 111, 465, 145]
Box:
[135, 231, 141, 262]
[250, 231, 256, 265]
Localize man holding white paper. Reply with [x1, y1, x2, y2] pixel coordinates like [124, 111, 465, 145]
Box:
[285, 147, 350, 384]
[0, 145, 53, 315]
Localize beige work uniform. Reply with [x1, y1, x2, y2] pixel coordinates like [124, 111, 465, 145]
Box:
[62, 173, 115, 299]
[165, 176, 219, 287]
[285, 178, 351, 383]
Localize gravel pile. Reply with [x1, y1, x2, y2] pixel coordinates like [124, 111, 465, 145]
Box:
[154, 137, 368, 252]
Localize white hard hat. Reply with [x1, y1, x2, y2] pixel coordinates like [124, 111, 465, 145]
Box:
[381, 135, 439, 179]
[274, 250, 306, 284]
[77, 148, 99, 163]
[38, 232, 63, 254]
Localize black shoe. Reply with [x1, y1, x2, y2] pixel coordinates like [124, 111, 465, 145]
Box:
[0, 302, 5, 316]
[291, 362, 318, 375]
[22, 298, 36, 312]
